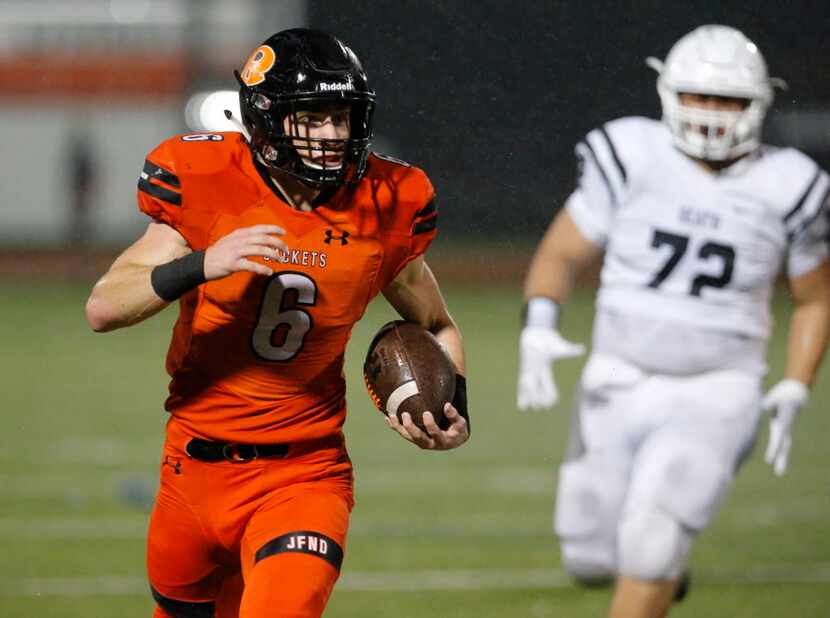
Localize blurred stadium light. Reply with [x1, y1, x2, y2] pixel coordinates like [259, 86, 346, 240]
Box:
[184, 90, 242, 133]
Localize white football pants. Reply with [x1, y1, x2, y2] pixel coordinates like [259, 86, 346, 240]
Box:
[554, 353, 762, 580]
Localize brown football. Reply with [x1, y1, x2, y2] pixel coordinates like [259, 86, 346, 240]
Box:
[363, 321, 456, 431]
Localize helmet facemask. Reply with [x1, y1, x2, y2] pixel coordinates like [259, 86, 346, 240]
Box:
[657, 83, 763, 161]
[239, 81, 375, 188]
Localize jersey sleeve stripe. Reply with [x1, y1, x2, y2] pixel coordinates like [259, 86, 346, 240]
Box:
[789, 182, 830, 242]
[142, 159, 181, 189]
[785, 171, 829, 238]
[413, 215, 438, 235]
[783, 167, 821, 224]
[599, 125, 628, 183]
[586, 131, 625, 200]
[414, 201, 437, 219]
[138, 176, 182, 206]
[576, 140, 618, 207]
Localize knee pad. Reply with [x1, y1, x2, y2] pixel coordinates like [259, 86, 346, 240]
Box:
[555, 459, 627, 585]
[617, 507, 693, 581]
[554, 461, 604, 539]
[555, 458, 628, 539]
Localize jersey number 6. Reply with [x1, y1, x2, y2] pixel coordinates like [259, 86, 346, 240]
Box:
[647, 229, 735, 296]
[251, 272, 317, 361]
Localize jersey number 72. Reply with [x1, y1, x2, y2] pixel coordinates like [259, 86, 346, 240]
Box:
[647, 229, 735, 296]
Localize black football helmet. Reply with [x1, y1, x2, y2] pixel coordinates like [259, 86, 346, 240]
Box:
[235, 28, 375, 188]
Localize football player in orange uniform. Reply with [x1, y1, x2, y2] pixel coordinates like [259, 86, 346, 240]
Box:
[85, 29, 470, 618]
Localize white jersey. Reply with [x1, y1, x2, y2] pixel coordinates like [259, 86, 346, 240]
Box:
[567, 117, 830, 374]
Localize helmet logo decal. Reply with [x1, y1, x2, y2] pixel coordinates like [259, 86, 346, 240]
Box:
[241, 45, 276, 86]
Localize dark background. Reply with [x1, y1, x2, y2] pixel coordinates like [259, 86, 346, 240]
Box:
[305, 1, 830, 239]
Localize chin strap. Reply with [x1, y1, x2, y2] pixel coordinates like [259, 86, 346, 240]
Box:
[223, 109, 252, 141]
[228, 107, 350, 191]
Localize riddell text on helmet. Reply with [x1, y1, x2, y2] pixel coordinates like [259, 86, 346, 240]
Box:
[318, 82, 353, 91]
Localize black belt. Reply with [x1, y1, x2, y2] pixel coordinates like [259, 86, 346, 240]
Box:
[185, 438, 290, 463]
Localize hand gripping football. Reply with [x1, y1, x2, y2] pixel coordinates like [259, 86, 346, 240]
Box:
[363, 321, 456, 431]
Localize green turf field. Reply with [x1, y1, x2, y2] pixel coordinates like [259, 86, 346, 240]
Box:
[0, 280, 828, 617]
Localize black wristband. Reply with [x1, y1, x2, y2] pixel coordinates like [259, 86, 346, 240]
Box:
[150, 251, 207, 302]
[452, 374, 469, 433]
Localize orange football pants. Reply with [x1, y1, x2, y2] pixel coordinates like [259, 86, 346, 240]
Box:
[147, 422, 354, 618]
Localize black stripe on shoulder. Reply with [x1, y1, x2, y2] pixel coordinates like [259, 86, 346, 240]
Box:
[784, 167, 821, 223]
[138, 177, 182, 206]
[143, 159, 180, 188]
[413, 216, 438, 235]
[788, 184, 830, 241]
[578, 140, 618, 206]
[415, 201, 436, 219]
[599, 125, 627, 183]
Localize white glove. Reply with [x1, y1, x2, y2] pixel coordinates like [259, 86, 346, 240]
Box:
[517, 326, 585, 411]
[762, 379, 809, 477]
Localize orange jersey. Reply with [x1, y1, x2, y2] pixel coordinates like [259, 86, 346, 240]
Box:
[137, 132, 437, 444]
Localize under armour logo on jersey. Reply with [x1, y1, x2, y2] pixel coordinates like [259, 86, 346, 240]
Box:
[324, 230, 350, 245]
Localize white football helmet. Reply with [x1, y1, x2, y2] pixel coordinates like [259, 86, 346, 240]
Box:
[647, 25, 783, 162]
